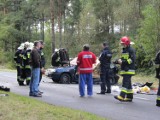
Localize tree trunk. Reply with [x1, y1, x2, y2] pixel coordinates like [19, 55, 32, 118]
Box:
[50, 0, 56, 53]
[58, 0, 62, 48]
[40, 13, 45, 41]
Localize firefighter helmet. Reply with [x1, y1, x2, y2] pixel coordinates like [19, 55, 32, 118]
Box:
[24, 41, 30, 48]
[27, 42, 34, 50]
[18, 43, 24, 50]
[120, 36, 131, 46]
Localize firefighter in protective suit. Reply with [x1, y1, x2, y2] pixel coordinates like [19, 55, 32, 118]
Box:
[14, 43, 24, 85]
[20, 42, 30, 85]
[24, 42, 34, 85]
[114, 36, 136, 102]
[154, 51, 160, 107]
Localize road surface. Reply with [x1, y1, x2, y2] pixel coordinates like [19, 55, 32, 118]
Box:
[0, 71, 159, 120]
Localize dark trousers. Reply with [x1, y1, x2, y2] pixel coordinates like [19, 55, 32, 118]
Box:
[39, 71, 42, 84]
[120, 75, 133, 99]
[25, 68, 31, 85]
[122, 75, 132, 89]
[20, 68, 26, 83]
[100, 67, 110, 93]
[16, 66, 21, 83]
[157, 79, 160, 105]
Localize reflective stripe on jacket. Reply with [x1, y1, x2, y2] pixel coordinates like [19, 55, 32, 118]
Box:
[120, 46, 136, 75]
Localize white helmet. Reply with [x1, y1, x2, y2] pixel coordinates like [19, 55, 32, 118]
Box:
[55, 48, 59, 52]
[18, 43, 24, 50]
[24, 41, 30, 48]
[27, 42, 34, 50]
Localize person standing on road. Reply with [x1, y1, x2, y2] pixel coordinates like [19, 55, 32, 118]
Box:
[14, 43, 24, 85]
[97, 42, 112, 95]
[77, 44, 96, 97]
[154, 50, 160, 107]
[29, 41, 42, 97]
[39, 40, 46, 84]
[114, 36, 136, 102]
[23, 42, 34, 85]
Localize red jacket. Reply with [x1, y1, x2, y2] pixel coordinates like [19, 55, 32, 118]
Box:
[77, 51, 96, 74]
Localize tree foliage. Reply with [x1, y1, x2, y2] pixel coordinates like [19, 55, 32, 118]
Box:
[0, 0, 159, 70]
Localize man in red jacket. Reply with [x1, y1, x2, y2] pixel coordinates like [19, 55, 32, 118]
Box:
[77, 44, 96, 97]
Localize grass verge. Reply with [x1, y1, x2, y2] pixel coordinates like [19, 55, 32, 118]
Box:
[0, 91, 106, 120]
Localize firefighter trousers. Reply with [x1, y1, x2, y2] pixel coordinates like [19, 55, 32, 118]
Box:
[16, 66, 21, 83]
[25, 68, 31, 85]
[120, 75, 133, 99]
[157, 79, 160, 105]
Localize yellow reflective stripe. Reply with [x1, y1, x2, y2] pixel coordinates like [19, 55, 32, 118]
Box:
[120, 70, 135, 75]
[25, 65, 31, 69]
[26, 77, 31, 80]
[16, 64, 21, 67]
[121, 90, 127, 93]
[20, 66, 23, 68]
[23, 56, 26, 60]
[121, 88, 133, 94]
[19, 78, 24, 81]
[27, 53, 30, 58]
[121, 88, 127, 93]
[157, 96, 160, 100]
[127, 90, 133, 94]
[121, 53, 129, 60]
[155, 64, 160, 68]
[127, 58, 132, 64]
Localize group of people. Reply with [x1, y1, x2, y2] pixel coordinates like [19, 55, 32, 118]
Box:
[14, 40, 45, 97]
[14, 36, 160, 106]
[76, 36, 160, 107]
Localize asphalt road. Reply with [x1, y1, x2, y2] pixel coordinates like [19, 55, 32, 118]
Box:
[0, 71, 159, 120]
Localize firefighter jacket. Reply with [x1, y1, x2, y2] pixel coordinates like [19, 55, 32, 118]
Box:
[120, 46, 136, 75]
[20, 49, 26, 68]
[14, 49, 22, 67]
[99, 47, 112, 68]
[23, 49, 32, 69]
[77, 50, 96, 74]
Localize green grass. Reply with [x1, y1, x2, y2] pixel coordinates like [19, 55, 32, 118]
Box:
[0, 91, 106, 120]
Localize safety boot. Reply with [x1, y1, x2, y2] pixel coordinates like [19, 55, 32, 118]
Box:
[125, 92, 133, 102]
[124, 98, 132, 102]
[156, 100, 160, 107]
[114, 95, 124, 101]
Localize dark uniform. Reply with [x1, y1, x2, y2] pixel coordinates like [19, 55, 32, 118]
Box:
[14, 49, 22, 84]
[20, 49, 27, 85]
[116, 46, 136, 101]
[39, 48, 45, 83]
[154, 51, 160, 107]
[98, 47, 112, 94]
[24, 49, 32, 85]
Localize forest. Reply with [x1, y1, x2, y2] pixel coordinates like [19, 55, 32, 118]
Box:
[0, 0, 159, 72]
